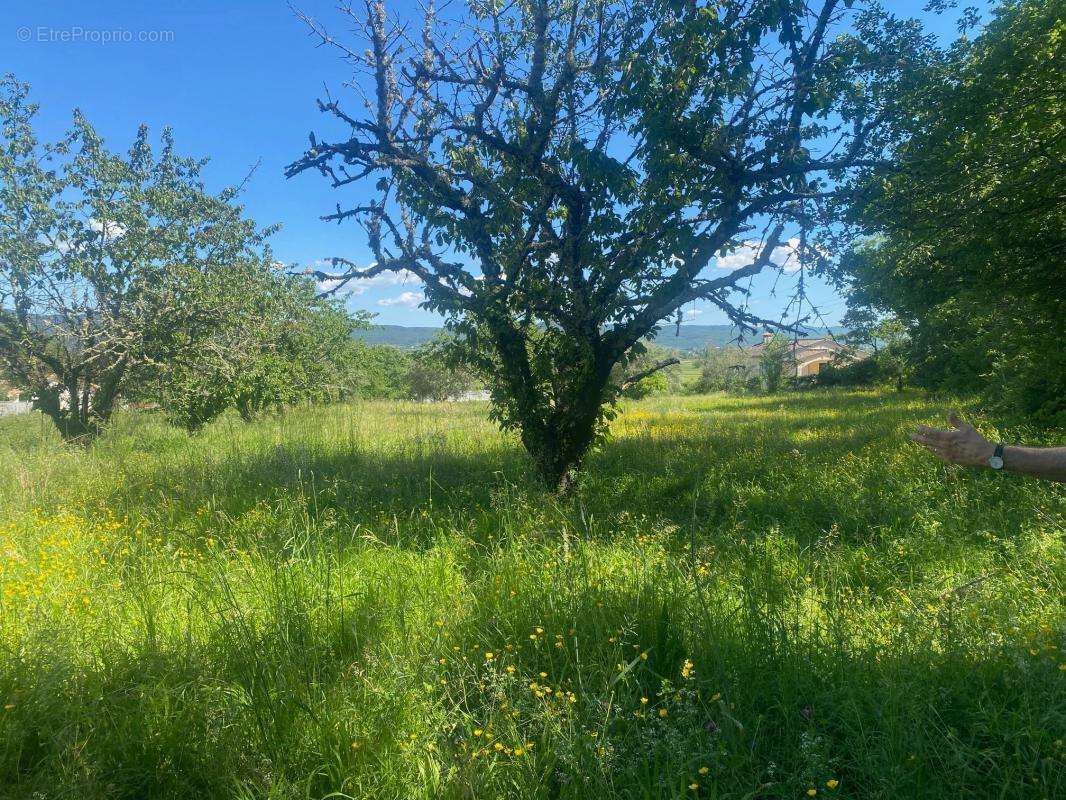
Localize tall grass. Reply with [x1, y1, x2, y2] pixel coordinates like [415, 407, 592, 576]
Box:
[0, 389, 1062, 799]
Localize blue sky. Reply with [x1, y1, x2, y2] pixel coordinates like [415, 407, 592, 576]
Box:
[5, 1, 975, 327]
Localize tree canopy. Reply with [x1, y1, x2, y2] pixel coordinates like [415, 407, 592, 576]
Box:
[0, 76, 274, 438]
[832, 0, 1065, 423]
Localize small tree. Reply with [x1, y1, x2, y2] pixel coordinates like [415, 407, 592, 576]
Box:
[0, 76, 271, 439]
[693, 346, 757, 394]
[288, 0, 922, 490]
[406, 338, 476, 402]
[148, 269, 371, 431]
[338, 343, 411, 400]
[758, 334, 793, 393]
[232, 280, 370, 421]
[870, 316, 910, 392]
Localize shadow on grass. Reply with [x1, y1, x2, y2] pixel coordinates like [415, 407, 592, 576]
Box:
[0, 593, 403, 800]
[3, 580, 1061, 800]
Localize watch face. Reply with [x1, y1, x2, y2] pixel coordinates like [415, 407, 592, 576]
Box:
[989, 456, 1004, 469]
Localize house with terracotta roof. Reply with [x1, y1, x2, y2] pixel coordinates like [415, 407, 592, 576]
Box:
[749, 332, 866, 377]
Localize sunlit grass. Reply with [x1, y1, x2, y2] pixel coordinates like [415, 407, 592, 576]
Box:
[0, 389, 1063, 798]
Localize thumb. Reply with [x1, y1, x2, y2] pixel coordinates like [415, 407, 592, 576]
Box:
[948, 411, 969, 430]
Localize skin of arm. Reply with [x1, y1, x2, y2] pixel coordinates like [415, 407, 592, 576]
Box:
[911, 412, 1066, 483]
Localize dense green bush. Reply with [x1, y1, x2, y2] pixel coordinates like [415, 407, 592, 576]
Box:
[343, 344, 411, 400]
[689, 347, 758, 394]
[815, 355, 883, 388]
[835, 0, 1065, 426]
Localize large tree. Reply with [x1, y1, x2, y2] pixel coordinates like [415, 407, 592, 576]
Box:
[288, 0, 921, 490]
[0, 76, 272, 439]
[833, 0, 1065, 423]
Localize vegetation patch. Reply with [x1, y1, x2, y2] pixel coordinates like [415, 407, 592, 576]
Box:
[1, 390, 1062, 799]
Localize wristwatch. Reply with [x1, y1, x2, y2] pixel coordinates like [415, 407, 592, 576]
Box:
[988, 443, 1005, 470]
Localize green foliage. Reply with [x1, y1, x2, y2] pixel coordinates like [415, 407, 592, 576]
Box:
[142, 267, 375, 432]
[614, 344, 684, 399]
[690, 346, 757, 394]
[620, 371, 667, 399]
[341, 343, 411, 400]
[228, 281, 372, 422]
[835, 1, 1065, 424]
[406, 338, 477, 402]
[869, 317, 911, 392]
[813, 356, 882, 388]
[0, 76, 273, 439]
[0, 390, 1063, 798]
[758, 335, 792, 393]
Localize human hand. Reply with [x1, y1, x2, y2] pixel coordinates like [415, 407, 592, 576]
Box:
[910, 412, 996, 468]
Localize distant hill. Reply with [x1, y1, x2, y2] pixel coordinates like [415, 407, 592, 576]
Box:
[355, 323, 841, 353]
[354, 325, 443, 349]
[650, 324, 760, 351]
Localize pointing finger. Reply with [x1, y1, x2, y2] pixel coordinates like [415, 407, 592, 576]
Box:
[948, 411, 974, 432]
[913, 427, 953, 444]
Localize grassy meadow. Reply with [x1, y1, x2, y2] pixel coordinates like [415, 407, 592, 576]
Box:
[0, 389, 1063, 799]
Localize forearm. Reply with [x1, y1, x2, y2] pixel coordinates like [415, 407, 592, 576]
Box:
[1001, 446, 1066, 483]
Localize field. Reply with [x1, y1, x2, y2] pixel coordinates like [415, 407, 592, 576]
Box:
[0, 389, 1063, 799]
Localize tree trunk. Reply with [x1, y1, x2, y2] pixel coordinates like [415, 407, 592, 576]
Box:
[34, 388, 95, 441]
[521, 370, 612, 495]
[236, 394, 255, 422]
[31, 371, 122, 443]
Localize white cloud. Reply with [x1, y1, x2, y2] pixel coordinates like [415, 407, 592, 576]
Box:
[684, 307, 705, 318]
[378, 290, 426, 308]
[716, 237, 802, 273]
[88, 218, 125, 240]
[310, 261, 423, 297]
